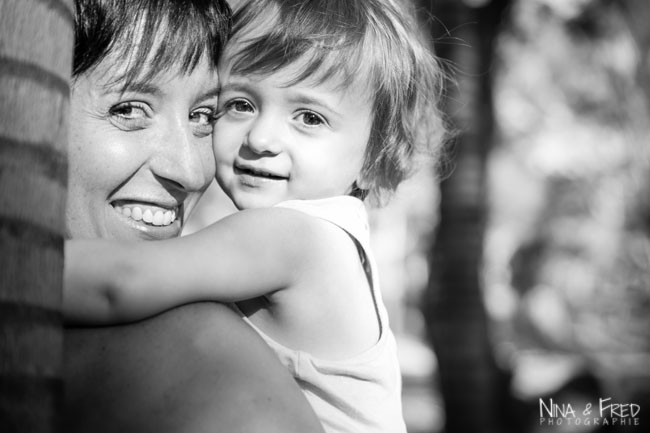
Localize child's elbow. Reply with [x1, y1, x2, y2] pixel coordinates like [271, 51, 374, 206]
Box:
[62, 278, 130, 326]
[62, 292, 115, 326]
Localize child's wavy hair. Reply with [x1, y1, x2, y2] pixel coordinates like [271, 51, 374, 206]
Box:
[228, 0, 448, 203]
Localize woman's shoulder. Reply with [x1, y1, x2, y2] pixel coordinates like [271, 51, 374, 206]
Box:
[64, 302, 325, 433]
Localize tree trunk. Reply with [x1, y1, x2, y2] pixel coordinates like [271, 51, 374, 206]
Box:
[0, 0, 73, 431]
[423, 1, 512, 432]
[617, 0, 650, 102]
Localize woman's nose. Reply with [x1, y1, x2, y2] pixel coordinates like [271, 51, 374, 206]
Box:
[244, 114, 283, 155]
[151, 124, 213, 193]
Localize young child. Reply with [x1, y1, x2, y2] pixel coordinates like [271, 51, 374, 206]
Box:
[64, 0, 447, 431]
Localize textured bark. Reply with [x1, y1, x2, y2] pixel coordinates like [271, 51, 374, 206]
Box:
[422, 1, 512, 432]
[0, 0, 73, 431]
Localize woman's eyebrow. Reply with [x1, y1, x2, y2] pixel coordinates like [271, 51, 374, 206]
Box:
[124, 82, 160, 94]
[197, 86, 221, 101]
[101, 80, 162, 97]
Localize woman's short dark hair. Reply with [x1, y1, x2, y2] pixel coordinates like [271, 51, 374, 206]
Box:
[73, 0, 231, 86]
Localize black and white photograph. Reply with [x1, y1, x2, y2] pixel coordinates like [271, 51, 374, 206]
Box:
[1, 0, 648, 432]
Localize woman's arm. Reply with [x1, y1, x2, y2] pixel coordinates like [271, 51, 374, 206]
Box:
[64, 207, 327, 324]
[64, 301, 325, 433]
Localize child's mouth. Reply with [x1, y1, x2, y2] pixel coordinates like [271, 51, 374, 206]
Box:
[235, 165, 286, 180]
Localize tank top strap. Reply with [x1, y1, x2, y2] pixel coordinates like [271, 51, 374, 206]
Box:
[274, 196, 390, 333]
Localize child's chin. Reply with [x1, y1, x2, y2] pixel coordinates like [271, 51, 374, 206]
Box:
[231, 194, 283, 210]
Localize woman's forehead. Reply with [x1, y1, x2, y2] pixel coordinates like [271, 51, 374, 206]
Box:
[97, 15, 214, 88]
[89, 44, 214, 92]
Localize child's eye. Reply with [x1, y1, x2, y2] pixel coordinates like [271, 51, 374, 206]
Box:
[296, 111, 325, 127]
[108, 102, 150, 130]
[226, 99, 254, 113]
[190, 107, 217, 137]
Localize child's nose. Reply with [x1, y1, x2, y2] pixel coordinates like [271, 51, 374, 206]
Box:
[244, 115, 283, 155]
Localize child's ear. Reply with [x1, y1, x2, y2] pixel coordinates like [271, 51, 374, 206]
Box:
[350, 179, 370, 200]
[354, 175, 370, 190]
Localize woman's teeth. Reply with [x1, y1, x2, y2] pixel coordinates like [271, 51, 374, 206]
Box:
[115, 205, 177, 226]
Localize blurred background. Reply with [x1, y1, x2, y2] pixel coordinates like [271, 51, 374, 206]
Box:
[187, 0, 650, 432]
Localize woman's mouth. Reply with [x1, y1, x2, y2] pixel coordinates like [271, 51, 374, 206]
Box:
[113, 204, 178, 227]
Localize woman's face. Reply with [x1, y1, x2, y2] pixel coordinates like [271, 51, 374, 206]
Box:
[67, 54, 219, 240]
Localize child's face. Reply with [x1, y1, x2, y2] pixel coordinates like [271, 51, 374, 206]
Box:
[213, 58, 373, 210]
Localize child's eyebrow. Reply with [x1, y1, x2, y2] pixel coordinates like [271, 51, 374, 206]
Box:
[219, 80, 252, 93]
[288, 93, 339, 117]
[220, 79, 342, 117]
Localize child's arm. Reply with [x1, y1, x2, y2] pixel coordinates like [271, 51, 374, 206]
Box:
[64, 207, 324, 325]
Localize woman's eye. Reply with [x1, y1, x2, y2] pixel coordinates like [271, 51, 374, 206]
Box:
[108, 102, 149, 130]
[190, 107, 216, 125]
[297, 111, 325, 127]
[190, 107, 217, 137]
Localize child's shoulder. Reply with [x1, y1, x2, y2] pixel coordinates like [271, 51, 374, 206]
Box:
[273, 196, 369, 240]
[232, 197, 367, 260]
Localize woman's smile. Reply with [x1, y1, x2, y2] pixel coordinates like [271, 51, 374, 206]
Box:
[112, 201, 179, 227]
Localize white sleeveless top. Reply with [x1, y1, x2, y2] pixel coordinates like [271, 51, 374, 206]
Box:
[233, 196, 406, 433]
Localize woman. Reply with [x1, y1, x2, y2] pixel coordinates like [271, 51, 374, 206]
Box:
[64, 1, 324, 431]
